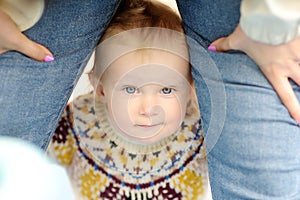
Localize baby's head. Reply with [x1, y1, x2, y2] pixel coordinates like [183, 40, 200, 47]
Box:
[90, 0, 193, 144]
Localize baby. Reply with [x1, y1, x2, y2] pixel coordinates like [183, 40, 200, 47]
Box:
[48, 1, 210, 199]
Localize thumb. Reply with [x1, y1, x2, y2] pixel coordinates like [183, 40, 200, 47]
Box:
[15, 33, 54, 62]
[208, 24, 249, 53]
[208, 37, 232, 52]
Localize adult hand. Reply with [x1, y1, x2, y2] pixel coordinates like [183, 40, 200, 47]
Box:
[209, 24, 300, 124]
[0, 8, 54, 62]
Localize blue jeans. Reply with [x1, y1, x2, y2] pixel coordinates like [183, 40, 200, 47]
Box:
[0, 0, 299, 199]
[177, 0, 300, 199]
[0, 0, 122, 150]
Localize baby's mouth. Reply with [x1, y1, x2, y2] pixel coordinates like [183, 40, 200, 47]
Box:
[136, 124, 161, 128]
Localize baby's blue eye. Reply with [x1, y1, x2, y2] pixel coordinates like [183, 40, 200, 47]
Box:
[161, 87, 172, 94]
[125, 87, 137, 94]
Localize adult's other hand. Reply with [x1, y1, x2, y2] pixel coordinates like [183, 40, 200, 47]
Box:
[209, 24, 300, 124]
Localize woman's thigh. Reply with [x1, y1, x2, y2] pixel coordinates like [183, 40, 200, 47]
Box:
[178, 0, 300, 199]
[0, 0, 121, 150]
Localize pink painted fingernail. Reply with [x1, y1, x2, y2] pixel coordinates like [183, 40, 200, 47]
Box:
[208, 45, 216, 52]
[44, 55, 55, 62]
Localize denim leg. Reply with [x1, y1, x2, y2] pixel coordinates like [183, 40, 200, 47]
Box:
[177, 0, 300, 199]
[0, 0, 122, 150]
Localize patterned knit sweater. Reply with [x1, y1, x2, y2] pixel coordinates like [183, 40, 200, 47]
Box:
[47, 92, 210, 200]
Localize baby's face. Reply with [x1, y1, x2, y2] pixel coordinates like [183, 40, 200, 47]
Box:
[98, 50, 191, 144]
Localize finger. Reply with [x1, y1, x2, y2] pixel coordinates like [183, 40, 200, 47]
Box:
[271, 76, 300, 123]
[14, 33, 54, 62]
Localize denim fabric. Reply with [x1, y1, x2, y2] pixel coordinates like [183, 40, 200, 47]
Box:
[0, 0, 122, 150]
[177, 0, 300, 199]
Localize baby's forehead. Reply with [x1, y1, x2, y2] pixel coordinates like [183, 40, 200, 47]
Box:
[117, 68, 190, 88]
[106, 50, 189, 75]
[102, 54, 190, 89]
[92, 28, 189, 84]
[127, 49, 185, 63]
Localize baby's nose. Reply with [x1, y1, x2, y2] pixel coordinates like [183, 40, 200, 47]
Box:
[139, 97, 160, 117]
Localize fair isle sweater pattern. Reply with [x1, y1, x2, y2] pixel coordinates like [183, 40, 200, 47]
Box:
[48, 92, 209, 200]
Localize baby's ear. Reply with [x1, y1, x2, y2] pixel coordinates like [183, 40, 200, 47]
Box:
[96, 83, 107, 103]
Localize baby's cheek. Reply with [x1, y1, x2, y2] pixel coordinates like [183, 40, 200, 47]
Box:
[163, 103, 182, 123]
[111, 103, 130, 121]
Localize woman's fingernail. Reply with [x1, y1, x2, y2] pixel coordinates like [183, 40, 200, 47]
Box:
[44, 55, 55, 62]
[208, 45, 216, 52]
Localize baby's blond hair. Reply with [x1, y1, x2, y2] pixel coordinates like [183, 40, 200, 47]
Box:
[100, 0, 184, 41]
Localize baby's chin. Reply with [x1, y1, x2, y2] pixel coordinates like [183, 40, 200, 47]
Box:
[119, 129, 175, 145]
[130, 136, 163, 145]
[112, 121, 180, 145]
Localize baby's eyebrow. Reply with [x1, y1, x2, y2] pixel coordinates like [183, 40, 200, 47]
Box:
[163, 84, 179, 88]
[163, 78, 189, 86]
[116, 76, 189, 87]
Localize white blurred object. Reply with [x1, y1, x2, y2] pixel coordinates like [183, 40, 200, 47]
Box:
[0, 137, 75, 200]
